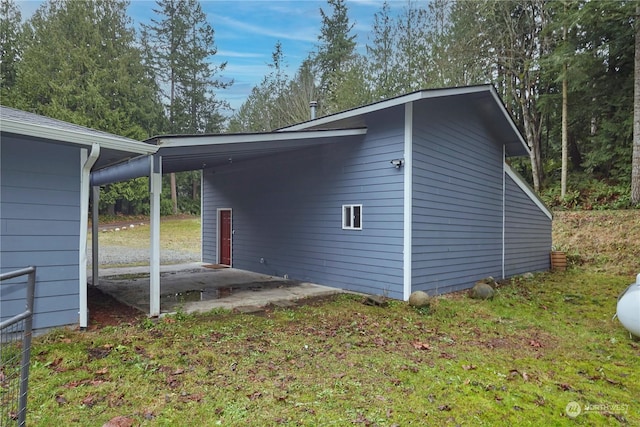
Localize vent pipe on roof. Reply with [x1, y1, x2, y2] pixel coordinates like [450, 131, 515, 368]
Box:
[309, 101, 317, 120]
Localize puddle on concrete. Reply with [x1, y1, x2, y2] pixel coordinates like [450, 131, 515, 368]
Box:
[161, 287, 230, 304]
[160, 281, 299, 305]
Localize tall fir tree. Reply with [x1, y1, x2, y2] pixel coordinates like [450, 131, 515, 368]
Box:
[9, 0, 165, 215]
[366, 1, 400, 100]
[142, 0, 230, 213]
[395, 1, 429, 92]
[0, 0, 22, 99]
[142, 0, 228, 134]
[12, 0, 163, 138]
[314, 0, 357, 114]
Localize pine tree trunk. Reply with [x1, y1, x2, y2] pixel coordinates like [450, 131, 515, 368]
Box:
[170, 172, 178, 215]
[632, 4, 640, 204]
[520, 98, 543, 193]
[192, 173, 199, 199]
[561, 63, 568, 199]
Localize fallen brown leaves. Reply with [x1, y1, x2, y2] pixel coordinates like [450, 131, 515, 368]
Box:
[412, 341, 431, 351]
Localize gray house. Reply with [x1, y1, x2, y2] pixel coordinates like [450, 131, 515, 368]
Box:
[2, 85, 552, 330]
[142, 85, 552, 301]
[0, 106, 157, 330]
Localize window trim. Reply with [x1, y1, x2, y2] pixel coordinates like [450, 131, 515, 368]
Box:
[342, 204, 362, 230]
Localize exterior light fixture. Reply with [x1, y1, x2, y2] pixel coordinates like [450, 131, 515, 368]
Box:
[390, 159, 404, 168]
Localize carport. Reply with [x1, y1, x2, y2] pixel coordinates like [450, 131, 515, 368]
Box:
[89, 128, 367, 321]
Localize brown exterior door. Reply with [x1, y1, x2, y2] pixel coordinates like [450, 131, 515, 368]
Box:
[219, 209, 232, 265]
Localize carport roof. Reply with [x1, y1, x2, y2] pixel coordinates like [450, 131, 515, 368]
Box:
[91, 85, 529, 184]
[147, 127, 367, 174]
[145, 85, 528, 174]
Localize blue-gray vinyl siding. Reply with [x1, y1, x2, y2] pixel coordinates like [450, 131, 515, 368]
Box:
[203, 108, 406, 298]
[411, 100, 504, 294]
[1, 135, 81, 329]
[504, 174, 552, 275]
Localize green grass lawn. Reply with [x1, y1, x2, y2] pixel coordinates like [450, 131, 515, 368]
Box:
[14, 211, 640, 425]
[91, 216, 201, 253]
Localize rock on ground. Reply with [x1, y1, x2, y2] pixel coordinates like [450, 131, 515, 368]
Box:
[408, 291, 430, 308]
[469, 282, 495, 300]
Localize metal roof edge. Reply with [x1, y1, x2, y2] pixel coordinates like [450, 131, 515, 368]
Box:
[154, 127, 367, 148]
[487, 86, 531, 157]
[1, 116, 158, 155]
[279, 85, 494, 131]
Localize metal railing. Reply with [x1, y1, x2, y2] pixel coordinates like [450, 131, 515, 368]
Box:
[1, 266, 37, 427]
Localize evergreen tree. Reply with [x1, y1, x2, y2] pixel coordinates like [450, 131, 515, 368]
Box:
[228, 47, 318, 132]
[143, 0, 228, 134]
[329, 54, 374, 109]
[279, 57, 319, 125]
[542, 1, 635, 187]
[442, 0, 551, 191]
[395, 1, 430, 92]
[314, 0, 357, 114]
[366, 1, 401, 100]
[0, 0, 22, 98]
[142, 0, 230, 213]
[12, 0, 163, 139]
[227, 84, 274, 132]
[11, 0, 165, 215]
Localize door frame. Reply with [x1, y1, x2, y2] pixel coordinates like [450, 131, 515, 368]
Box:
[216, 208, 232, 266]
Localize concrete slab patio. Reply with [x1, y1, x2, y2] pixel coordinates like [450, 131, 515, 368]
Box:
[90, 263, 344, 316]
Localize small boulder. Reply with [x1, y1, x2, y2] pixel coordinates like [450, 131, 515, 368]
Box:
[477, 276, 497, 286]
[469, 282, 495, 300]
[408, 291, 430, 308]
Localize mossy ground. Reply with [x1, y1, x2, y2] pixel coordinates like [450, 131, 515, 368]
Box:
[14, 211, 640, 425]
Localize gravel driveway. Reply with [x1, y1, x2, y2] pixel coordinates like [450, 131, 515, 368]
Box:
[88, 245, 200, 266]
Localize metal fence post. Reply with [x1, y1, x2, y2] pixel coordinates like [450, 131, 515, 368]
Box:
[1, 266, 37, 427]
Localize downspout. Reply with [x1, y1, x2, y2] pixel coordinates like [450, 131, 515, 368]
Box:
[502, 145, 506, 280]
[79, 143, 100, 330]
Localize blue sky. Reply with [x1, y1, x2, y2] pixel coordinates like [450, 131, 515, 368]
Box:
[18, 0, 404, 113]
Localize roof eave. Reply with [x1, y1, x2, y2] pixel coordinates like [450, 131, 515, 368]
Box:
[1, 118, 158, 155]
[154, 128, 368, 148]
[486, 87, 531, 158]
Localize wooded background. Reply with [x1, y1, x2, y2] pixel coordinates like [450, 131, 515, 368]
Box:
[2, 0, 639, 214]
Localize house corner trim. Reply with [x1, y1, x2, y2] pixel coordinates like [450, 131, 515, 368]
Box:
[403, 102, 413, 300]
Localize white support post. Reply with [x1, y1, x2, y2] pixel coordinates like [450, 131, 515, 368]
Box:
[92, 186, 100, 289]
[149, 156, 162, 317]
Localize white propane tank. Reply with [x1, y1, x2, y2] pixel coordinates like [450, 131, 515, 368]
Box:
[616, 273, 640, 338]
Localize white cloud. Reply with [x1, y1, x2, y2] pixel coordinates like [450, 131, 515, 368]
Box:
[217, 50, 266, 59]
[212, 13, 318, 43]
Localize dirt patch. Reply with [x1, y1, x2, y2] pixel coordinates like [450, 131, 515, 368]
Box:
[87, 284, 344, 329]
[87, 286, 144, 330]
